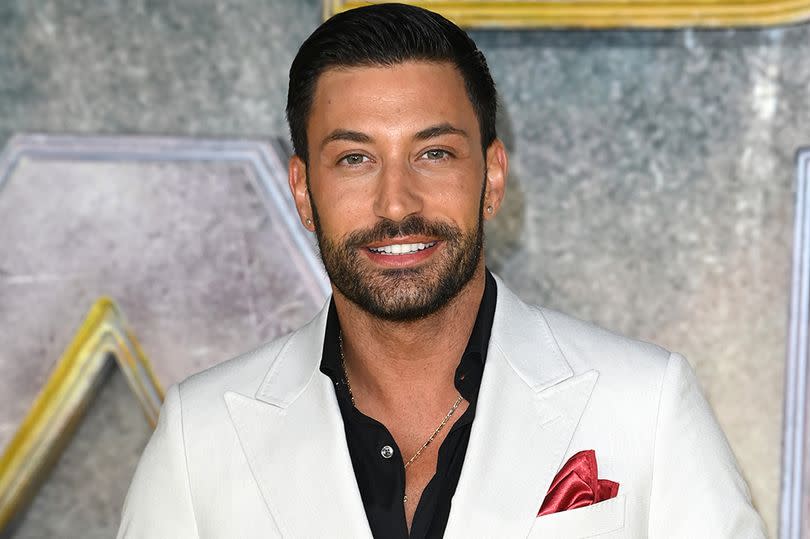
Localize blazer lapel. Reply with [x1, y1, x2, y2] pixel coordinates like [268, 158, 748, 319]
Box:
[224, 304, 373, 538]
[444, 278, 599, 539]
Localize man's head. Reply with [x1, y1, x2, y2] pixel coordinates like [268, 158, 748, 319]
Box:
[286, 3, 497, 165]
[286, 3, 507, 322]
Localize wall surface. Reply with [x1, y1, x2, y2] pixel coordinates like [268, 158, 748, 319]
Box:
[2, 0, 806, 536]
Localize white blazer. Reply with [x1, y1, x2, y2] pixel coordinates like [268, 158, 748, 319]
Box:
[118, 275, 766, 538]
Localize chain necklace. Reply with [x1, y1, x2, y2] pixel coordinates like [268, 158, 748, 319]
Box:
[338, 332, 464, 474]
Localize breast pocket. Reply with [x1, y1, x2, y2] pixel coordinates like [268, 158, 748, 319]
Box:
[526, 495, 626, 538]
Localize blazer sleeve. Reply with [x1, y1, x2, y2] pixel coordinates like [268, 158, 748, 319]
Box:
[647, 353, 766, 538]
[117, 384, 199, 538]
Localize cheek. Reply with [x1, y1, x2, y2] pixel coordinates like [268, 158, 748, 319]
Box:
[431, 176, 484, 218]
[310, 179, 375, 234]
[422, 194, 482, 235]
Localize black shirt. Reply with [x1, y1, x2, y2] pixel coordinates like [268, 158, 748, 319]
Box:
[319, 270, 497, 538]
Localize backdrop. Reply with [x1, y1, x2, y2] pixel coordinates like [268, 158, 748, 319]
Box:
[2, 0, 807, 536]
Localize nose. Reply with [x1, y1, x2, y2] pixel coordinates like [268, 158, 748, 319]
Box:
[372, 161, 423, 222]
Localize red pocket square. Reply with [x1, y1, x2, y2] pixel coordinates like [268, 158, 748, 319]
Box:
[538, 449, 619, 516]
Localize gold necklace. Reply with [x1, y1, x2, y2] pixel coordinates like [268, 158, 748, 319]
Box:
[338, 332, 464, 472]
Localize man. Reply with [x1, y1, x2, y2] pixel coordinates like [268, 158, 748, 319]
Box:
[118, 4, 766, 538]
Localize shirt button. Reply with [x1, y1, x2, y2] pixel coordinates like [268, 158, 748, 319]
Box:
[380, 445, 394, 459]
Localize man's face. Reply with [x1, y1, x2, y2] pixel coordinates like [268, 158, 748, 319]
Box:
[291, 61, 504, 321]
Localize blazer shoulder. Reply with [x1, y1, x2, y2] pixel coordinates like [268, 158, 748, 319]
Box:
[170, 297, 330, 430]
[178, 329, 295, 401]
[536, 306, 672, 378]
[164, 330, 300, 446]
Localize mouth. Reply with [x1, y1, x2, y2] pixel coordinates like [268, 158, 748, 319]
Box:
[361, 237, 442, 267]
[367, 241, 437, 256]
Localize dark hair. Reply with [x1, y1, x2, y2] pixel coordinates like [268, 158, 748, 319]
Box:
[286, 3, 497, 163]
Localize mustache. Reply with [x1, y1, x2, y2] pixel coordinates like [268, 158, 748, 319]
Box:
[343, 215, 460, 248]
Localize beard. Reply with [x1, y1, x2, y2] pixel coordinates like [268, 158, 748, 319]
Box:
[310, 192, 485, 322]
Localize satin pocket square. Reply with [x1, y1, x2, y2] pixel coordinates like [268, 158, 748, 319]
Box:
[538, 449, 619, 516]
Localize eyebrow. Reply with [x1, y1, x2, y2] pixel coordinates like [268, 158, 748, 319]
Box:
[320, 129, 372, 150]
[319, 123, 468, 151]
[414, 123, 468, 141]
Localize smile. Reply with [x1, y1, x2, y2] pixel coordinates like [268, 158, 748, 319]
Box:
[367, 241, 437, 255]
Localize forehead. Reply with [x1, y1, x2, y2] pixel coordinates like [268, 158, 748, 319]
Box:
[308, 61, 479, 142]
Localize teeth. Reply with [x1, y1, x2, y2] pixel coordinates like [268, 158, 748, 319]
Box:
[369, 242, 436, 255]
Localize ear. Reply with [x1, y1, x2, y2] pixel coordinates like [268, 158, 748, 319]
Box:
[483, 139, 508, 220]
[288, 155, 315, 232]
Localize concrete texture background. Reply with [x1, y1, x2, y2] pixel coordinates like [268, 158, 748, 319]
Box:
[8, 368, 152, 539]
[0, 151, 328, 538]
[1, 0, 806, 536]
[0, 156, 325, 453]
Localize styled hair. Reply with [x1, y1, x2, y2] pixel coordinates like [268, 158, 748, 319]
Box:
[286, 3, 497, 163]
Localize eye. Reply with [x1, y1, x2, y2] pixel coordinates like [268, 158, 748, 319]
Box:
[339, 153, 369, 166]
[421, 149, 451, 161]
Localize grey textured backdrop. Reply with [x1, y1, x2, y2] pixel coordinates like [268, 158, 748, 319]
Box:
[2, 0, 807, 536]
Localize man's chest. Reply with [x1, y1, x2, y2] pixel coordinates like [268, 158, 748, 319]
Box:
[340, 398, 473, 537]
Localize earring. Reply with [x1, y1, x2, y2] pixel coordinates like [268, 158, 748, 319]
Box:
[306, 218, 312, 226]
[486, 205, 493, 214]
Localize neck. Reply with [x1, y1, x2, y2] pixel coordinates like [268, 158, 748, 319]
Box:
[334, 263, 486, 410]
